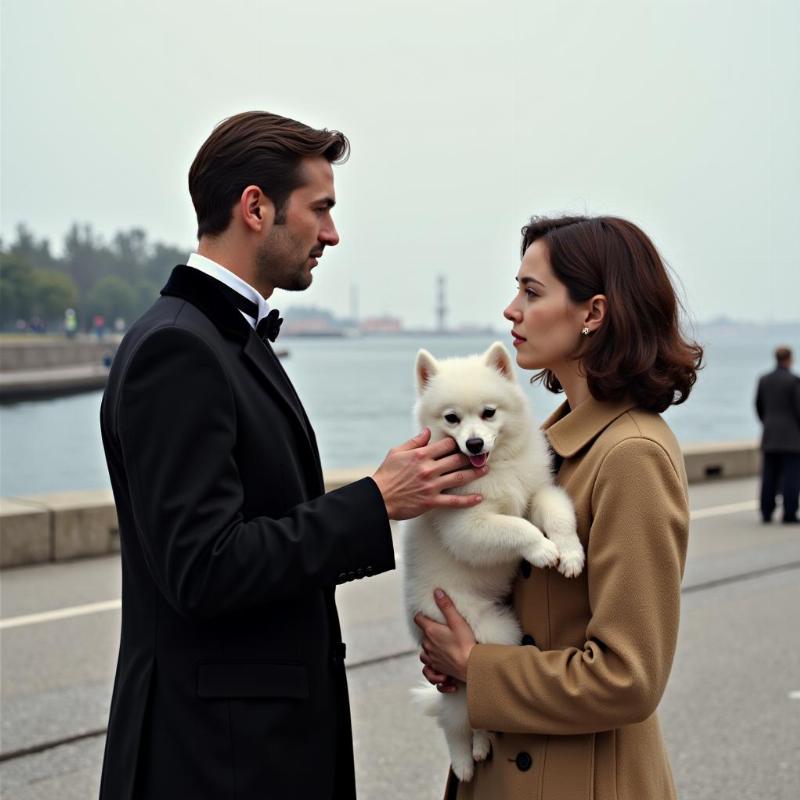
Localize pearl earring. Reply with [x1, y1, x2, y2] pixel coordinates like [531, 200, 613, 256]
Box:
[581, 327, 590, 336]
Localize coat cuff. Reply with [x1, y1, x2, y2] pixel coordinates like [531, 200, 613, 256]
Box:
[466, 643, 522, 731]
[330, 476, 395, 585]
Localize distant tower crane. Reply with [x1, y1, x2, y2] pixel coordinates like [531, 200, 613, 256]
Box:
[436, 274, 447, 332]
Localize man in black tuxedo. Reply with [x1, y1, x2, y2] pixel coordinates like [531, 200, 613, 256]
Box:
[98, 111, 487, 800]
[756, 345, 800, 524]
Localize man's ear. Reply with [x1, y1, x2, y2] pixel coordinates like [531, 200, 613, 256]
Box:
[240, 185, 275, 232]
[416, 349, 439, 394]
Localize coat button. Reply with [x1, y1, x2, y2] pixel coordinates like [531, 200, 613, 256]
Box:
[521, 634, 536, 646]
[356, 567, 364, 578]
[520, 560, 532, 578]
[515, 751, 533, 771]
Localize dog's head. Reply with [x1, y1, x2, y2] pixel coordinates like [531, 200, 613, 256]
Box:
[414, 341, 529, 467]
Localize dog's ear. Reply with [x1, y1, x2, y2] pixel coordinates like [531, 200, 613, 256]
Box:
[484, 341, 514, 381]
[416, 349, 438, 393]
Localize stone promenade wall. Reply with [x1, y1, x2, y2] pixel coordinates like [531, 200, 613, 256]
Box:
[0, 444, 760, 569]
[0, 337, 121, 371]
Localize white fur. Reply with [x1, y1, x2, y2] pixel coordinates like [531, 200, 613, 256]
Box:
[402, 342, 584, 781]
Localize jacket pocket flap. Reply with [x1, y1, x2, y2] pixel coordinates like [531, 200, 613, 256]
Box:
[197, 662, 309, 699]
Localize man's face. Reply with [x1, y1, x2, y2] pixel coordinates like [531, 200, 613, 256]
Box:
[255, 156, 339, 292]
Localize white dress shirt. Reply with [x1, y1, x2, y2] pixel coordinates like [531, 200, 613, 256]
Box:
[185, 252, 271, 330]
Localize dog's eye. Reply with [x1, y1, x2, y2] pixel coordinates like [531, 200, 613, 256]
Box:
[444, 413, 460, 424]
[482, 408, 496, 419]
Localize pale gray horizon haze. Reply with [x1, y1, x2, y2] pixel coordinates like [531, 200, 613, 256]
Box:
[2, 0, 798, 328]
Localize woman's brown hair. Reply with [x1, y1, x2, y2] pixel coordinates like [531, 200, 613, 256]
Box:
[522, 215, 704, 413]
[189, 111, 350, 238]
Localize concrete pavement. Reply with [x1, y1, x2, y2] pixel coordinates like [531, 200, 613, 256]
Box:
[1, 477, 799, 799]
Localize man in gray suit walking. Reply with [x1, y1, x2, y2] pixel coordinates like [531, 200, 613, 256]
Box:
[756, 346, 800, 524]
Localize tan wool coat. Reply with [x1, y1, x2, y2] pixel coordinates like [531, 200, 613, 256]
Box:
[446, 397, 690, 800]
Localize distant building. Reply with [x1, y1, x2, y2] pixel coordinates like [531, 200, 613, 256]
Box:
[282, 306, 345, 337]
[360, 316, 403, 334]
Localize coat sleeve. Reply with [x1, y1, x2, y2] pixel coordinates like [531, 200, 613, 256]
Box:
[115, 325, 395, 619]
[465, 437, 689, 735]
[755, 378, 765, 421]
[794, 377, 800, 423]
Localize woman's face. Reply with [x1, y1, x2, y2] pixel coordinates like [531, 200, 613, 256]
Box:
[503, 240, 587, 372]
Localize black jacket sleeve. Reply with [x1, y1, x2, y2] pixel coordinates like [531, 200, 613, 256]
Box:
[755, 376, 764, 421]
[115, 325, 394, 619]
[794, 377, 800, 424]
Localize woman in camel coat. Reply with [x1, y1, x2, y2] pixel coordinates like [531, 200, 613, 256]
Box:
[415, 215, 703, 800]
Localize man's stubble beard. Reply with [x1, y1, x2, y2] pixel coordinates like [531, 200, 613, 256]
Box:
[255, 232, 313, 293]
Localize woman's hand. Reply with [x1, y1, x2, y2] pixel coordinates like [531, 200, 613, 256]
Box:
[414, 589, 477, 686]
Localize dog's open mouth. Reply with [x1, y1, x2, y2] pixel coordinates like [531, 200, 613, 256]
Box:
[468, 454, 489, 469]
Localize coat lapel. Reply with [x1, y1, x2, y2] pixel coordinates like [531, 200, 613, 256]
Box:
[241, 335, 324, 487]
[161, 266, 324, 493]
[544, 396, 638, 459]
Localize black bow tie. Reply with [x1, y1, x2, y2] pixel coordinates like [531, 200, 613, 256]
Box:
[256, 308, 283, 342]
[213, 281, 283, 342]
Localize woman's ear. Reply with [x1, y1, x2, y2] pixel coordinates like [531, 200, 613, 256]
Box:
[583, 294, 607, 333]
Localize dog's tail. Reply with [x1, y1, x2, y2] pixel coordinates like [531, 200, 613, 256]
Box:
[409, 683, 441, 717]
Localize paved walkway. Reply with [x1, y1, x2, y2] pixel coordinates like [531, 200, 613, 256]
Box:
[1, 477, 798, 799]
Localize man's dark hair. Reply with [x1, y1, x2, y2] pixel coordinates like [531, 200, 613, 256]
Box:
[776, 346, 792, 366]
[188, 111, 350, 238]
[521, 215, 705, 413]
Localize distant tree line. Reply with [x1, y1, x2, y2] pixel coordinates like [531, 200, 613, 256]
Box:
[0, 223, 188, 331]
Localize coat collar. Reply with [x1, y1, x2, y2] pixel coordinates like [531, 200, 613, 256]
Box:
[161, 265, 251, 344]
[543, 395, 638, 458]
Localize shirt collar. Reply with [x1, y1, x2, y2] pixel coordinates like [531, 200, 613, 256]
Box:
[543, 395, 638, 458]
[186, 252, 270, 329]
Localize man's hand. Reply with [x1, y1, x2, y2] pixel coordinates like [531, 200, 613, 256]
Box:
[372, 429, 487, 520]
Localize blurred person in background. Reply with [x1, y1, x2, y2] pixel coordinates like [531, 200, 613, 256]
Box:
[756, 345, 800, 524]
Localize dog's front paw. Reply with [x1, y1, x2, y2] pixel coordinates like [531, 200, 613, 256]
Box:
[557, 546, 585, 578]
[526, 537, 560, 569]
[472, 730, 492, 762]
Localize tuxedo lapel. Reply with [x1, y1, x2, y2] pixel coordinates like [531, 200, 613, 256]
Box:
[161, 266, 323, 492]
[241, 334, 324, 486]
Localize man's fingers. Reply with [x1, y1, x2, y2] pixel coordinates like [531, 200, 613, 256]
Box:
[423, 436, 461, 460]
[435, 468, 487, 492]
[395, 428, 431, 452]
[430, 452, 472, 476]
[427, 492, 484, 510]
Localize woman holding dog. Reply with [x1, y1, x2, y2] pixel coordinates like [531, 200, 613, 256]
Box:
[416, 215, 703, 799]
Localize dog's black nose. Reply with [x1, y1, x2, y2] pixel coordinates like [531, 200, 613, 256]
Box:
[466, 438, 484, 454]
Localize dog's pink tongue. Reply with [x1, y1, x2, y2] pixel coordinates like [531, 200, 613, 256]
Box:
[469, 454, 488, 468]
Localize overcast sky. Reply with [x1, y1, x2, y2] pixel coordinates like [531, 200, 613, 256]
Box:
[2, 0, 798, 328]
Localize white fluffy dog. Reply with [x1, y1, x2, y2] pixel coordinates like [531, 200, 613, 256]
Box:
[402, 342, 584, 782]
